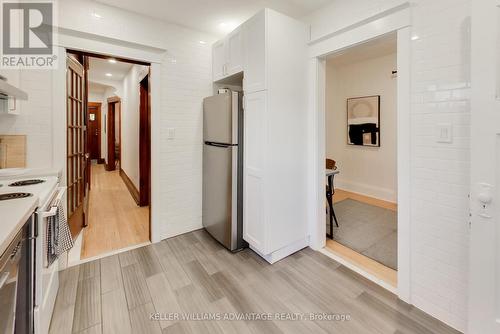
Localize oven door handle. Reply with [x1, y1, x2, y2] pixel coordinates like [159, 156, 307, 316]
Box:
[38, 187, 66, 218]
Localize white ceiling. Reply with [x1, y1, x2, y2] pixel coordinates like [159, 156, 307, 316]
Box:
[88, 57, 133, 84]
[89, 81, 114, 95]
[326, 32, 397, 67]
[96, 0, 333, 36]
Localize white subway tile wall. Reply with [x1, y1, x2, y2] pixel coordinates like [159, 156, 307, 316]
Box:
[0, 70, 53, 168]
[305, 0, 471, 331]
[159, 38, 213, 238]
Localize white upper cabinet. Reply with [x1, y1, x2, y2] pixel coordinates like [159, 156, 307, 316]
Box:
[242, 11, 266, 92]
[212, 40, 226, 81]
[212, 27, 244, 81]
[226, 27, 244, 76]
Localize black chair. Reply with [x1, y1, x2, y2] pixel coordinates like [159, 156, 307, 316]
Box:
[326, 159, 339, 239]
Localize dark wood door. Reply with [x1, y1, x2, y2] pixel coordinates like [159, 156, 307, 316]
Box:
[106, 97, 121, 171]
[66, 55, 88, 238]
[139, 75, 151, 207]
[87, 102, 101, 161]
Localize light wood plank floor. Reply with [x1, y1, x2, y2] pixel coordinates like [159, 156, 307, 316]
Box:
[81, 164, 149, 259]
[326, 189, 398, 287]
[50, 230, 461, 334]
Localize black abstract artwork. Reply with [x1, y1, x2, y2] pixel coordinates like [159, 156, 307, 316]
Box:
[347, 95, 380, 147]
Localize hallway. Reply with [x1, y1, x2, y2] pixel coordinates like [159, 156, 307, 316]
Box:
[81, 164, 150, 259]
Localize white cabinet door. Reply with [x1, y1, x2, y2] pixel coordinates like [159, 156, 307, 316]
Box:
[243, 11, 266, 93]
[243, 91, 267, 253]
[212, 40, 226, 81]
[226, 27, 244, 76]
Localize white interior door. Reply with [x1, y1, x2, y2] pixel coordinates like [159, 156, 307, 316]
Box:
[468, 0, 500, 333]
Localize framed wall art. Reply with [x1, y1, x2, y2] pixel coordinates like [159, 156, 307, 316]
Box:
[347, 95, 380, 147]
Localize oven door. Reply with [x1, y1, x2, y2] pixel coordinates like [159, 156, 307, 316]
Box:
[34, 186, 66, 334]
[0, 216, 34, 334]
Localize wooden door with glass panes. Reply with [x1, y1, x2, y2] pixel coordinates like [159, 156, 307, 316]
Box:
[66, 55, 88, 238]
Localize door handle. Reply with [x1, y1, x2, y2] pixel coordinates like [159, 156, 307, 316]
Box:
[205, 141, 233, 148]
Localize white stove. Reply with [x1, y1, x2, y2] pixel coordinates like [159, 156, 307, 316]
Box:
[0, 171, 64, 334]
[0, 176, 59, 205]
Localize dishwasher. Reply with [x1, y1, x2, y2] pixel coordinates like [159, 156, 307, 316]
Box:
[0, 215, 35, 334]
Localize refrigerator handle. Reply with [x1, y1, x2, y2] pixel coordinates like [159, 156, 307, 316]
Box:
[205, 141, 233, 148]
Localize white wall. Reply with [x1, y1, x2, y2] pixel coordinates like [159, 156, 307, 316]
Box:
[121, 64, 147, 189]
[326, 53, 397, 202]
[0, 70, 54, 168]
[305, 0, 471, 331]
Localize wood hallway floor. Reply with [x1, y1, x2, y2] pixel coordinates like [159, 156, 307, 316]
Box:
[50, 229, 461, 334]
[81, 164, 149, 259]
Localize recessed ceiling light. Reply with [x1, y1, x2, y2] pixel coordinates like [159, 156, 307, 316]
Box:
[92, 12, 103, 19]
[411, 35, 420, 41]
[108, 58, 117, 63]
[199, 40, 207, 45]
[105, 73, 113, 77]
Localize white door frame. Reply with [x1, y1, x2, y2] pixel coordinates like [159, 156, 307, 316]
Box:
[468, 0, 500, 333]
[307, 7, 412, 302]
[51, 32, 166, 246]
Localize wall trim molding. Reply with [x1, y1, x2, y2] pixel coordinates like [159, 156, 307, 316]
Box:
[307, 18, 412, 305]
[120, 168, 140, 205]
[308, 6, 410, 59]
[308, 2, 411, 45]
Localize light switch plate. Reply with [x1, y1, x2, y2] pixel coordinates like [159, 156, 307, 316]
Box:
[167, 128, 175, 140]
[436, 123, 453, 143]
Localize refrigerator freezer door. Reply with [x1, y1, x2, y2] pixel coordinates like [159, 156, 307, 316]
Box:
[202, 144, 238, 250]
[203, 92, 239, 145]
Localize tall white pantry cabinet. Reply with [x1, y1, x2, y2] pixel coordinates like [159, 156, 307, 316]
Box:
[212, 9, 309, 263]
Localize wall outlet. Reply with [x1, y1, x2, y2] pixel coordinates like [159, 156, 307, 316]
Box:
[436, 123, 453, 143]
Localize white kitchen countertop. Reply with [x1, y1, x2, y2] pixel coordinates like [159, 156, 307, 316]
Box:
[0, 175, 59, 256]
[0, 194, 38, 256]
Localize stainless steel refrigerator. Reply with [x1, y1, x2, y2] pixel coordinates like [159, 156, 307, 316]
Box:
[203, 91, 246, 252]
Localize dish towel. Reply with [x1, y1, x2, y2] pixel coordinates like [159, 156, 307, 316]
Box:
[46, 203, 74, 266]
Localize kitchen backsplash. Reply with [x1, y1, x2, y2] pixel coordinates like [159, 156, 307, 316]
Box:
[0, 135, 26, 168]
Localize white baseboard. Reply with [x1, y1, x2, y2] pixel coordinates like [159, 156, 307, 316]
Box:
[335, 179, 396, 203]
[251, 237, 310, 264]
[162, 222, 203, 240]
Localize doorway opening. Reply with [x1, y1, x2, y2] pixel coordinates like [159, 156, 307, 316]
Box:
[321, 32, 399, 288]
[66, 50, 152, 261]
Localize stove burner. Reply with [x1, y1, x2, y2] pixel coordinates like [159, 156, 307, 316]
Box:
[9, 179, 46, 187]
[0, 193, 33, 201]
